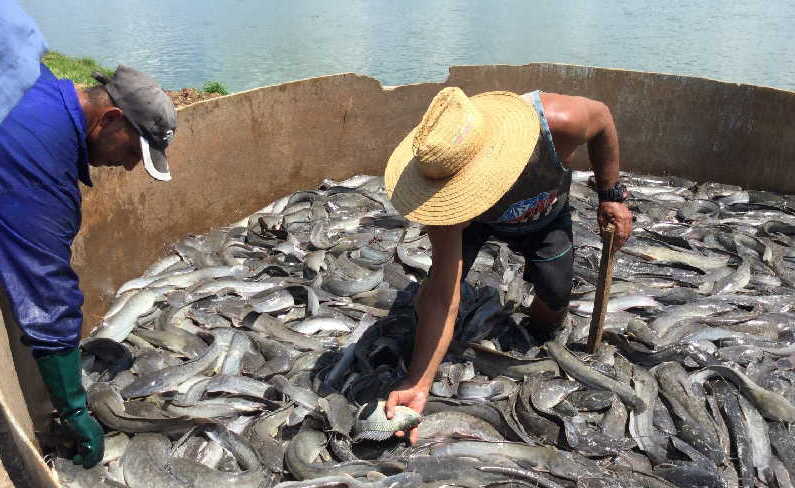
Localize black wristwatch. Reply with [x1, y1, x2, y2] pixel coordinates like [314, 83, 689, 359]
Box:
[596, 182, 628, 203]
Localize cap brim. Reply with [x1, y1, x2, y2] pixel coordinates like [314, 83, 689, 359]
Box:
[140, 136, 172, 181]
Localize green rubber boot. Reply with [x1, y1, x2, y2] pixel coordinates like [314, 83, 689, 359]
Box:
[35, 348, 104, 468]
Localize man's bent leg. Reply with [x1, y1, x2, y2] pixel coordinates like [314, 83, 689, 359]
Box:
[519, 211, 574, 341]
[528, 295, 568, 330]
[526, 242, 574, 340]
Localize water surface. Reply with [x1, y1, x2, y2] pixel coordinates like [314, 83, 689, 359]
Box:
[21, 0, 795, 92]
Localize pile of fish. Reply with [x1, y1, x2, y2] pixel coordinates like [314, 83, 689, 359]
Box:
[54, 171, 795, 488]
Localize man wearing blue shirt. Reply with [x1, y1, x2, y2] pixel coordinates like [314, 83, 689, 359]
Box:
[0, 64, 176, 468]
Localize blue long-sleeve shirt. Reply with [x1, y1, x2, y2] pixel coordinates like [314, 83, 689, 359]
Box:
[0, 0, 47, 123]
[0, 64, 92, 356]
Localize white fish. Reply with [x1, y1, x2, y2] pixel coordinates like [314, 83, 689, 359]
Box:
[94, 287, 171, 342]
[570, 294, 660, 315]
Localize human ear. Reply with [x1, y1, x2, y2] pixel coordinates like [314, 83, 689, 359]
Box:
[99, 107, 124, 131]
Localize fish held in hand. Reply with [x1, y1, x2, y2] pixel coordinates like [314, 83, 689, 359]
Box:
[352, 400, 421, 442]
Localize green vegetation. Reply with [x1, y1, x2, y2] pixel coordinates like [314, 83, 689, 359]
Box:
[42, 51, 113, 86]
[42, 51, 232, 105]
[202, 81, 229, 96]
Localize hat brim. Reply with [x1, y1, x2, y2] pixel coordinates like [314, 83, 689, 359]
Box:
[140, 135, 172, 182]
[385, 91, 540, 226]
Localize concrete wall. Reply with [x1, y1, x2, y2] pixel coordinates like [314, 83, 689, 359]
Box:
[73, 63, 795, 328]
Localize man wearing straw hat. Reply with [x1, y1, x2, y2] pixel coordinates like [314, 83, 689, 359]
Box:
[383, 87, 632, 443]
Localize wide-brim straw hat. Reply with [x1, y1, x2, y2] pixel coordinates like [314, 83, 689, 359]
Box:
[385, 87, 540, 226]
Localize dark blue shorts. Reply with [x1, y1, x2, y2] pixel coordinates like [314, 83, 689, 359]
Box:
[462, 209, 573, 310]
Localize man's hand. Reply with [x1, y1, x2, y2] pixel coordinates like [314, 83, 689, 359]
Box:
[597, 201, 632, 248]
[385, 380, 429, 445]
[35, 348, 105, 468]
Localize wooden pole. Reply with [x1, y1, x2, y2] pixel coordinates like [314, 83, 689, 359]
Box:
[586, 223, 617, 354]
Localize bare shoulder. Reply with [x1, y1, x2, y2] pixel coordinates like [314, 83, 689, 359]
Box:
[538, 92, 610, 143]
[539, 93, 596, 129]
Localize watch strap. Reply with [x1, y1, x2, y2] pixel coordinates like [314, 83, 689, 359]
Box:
[597, 182, 628, 202]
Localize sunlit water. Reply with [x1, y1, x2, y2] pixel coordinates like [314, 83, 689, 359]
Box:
[21, 0, 795, 92]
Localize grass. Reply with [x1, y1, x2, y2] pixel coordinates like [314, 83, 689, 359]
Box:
[41, 51, 232, 105]
[202, 81, 229, 95]
[42, 51, 113, 86]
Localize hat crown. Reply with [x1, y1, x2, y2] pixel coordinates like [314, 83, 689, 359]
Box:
[99, 65, 177, 149]
[413, 87, 486, 179]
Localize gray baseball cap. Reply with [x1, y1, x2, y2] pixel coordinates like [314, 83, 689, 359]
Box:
[93, 65, 176, 181]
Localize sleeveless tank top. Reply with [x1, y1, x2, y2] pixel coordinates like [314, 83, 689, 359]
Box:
[474, 90, 572, 233]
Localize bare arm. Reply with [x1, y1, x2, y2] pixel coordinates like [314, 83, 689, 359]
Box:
[385, 223, 465, 443]
[407, 224, 464, 388]
[584, 100, 621, 192]
[542, 93, 631, 247]
[584, 102, 631, 246]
